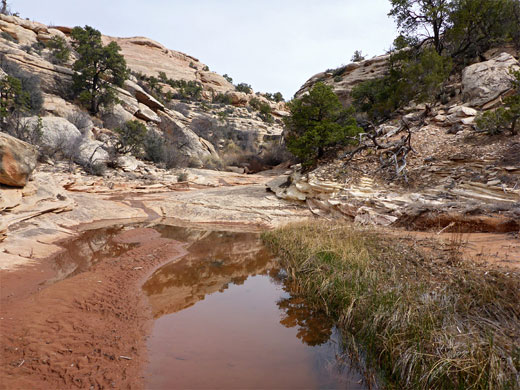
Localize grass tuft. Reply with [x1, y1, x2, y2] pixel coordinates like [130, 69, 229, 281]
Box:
[262, 221, 520, 389]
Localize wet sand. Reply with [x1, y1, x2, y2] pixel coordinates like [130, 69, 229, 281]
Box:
[0, 227, 187, 390]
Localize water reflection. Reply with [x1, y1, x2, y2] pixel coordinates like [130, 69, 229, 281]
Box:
[143, 227, 277, 318]
[47, 225, 136, 284]
[144, 226, 366, 389]
[144, 227, 336, 349]
[278, 294, 335, 347]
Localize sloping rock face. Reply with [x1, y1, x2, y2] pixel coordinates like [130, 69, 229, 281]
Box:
[0, 132, 38, 187]
[102, 36, 234, 95]
[295, 53, 391, 104]
[462, 53, 520, 107]
[158, 109, 219, 167]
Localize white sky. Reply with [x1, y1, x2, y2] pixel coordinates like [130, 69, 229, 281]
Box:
[12, 0, 397, 99]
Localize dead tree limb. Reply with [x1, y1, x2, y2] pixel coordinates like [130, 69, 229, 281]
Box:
[341, 106, 429, 181]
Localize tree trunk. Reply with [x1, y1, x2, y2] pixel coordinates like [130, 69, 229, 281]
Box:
[90, 72, 99, 114]
[433, 22, 442, 54]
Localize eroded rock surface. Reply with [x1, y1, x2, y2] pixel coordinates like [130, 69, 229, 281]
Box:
[0, 132, 38, 187]
[462, 53, 520, 107]
[0, 165, 310, 270]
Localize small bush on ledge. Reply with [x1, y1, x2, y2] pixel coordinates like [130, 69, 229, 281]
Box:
[475, 69, 519, 135]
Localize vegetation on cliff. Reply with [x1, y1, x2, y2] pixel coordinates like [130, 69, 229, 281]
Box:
[476, 69, 520, 135]
[350, 0, 520, 123]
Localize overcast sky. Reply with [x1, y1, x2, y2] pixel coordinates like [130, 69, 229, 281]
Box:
[12, 0, 397, 99]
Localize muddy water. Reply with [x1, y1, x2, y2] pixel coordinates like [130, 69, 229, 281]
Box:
[143, 226, 366, 389]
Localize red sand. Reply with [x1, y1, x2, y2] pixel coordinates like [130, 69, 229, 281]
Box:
[0, 228, 187, 390]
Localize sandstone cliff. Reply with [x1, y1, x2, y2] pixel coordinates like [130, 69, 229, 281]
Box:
[0, 14, 287, 173]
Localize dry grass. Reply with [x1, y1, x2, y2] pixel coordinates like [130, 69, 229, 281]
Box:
[262, 221, 520, 389]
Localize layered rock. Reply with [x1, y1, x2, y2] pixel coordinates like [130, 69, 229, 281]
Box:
[0, 13, 286, 170]
[102, 36, 234, 95]
[295, 53, 391, 104]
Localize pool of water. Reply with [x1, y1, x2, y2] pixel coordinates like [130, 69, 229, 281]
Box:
[143, 226, 366, 389]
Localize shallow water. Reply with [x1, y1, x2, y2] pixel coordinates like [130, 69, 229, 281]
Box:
[46, 224, 136, 285]
[143, 226, 366, 389]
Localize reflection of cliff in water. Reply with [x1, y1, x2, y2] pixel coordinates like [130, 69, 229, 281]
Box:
[143, 227, 362, 389]
[143, 228, 277, 318]
[48, 225, 136, 285]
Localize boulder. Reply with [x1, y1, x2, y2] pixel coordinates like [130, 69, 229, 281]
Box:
[74, 130, 109, 166]
[117, 154, 142, 171]
[42, 94, 82, 120]
[123, 79, 165, 112]
[22, 116, 81, 153]
[462, 53, 520, 107]
[446, 105, 479, 125]
[158, 109, 218, 166]
[0, 132, 38, 187]
[198, 71, 234, 91]
[447, 105, 478, 117]
[227, 91, 249, 106]
[101, 104, 135, 129]
[0, 19, 38, 45]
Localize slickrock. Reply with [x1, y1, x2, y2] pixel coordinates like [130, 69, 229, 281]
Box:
[0, 166, 310, 271]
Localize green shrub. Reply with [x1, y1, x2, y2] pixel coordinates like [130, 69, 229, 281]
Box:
[273, 92, 284, 102]
[249, 97, 273, 123]
[177, 171, 189, 182]
[70, 25, 128, 114]
[264, 92, 284, 102]
[212, 93, 232, 105]
[45, 36, 70, 64]
[352, 48, 451, 122]
[475, 108, 511, 135]
[158, 71, 168, 83]
[114, 120, 147, 155]
[446, 0, 520, 60]
[166, 79, 202, 101]
[351, 50, 365, 62]
[235, 82, 252, 94]
[475, 69, 519, 135]
[222, 74, 233, 83]
[143, 130, 166, 163]
[284, 82, 361, 167]
[0, 58, 43, 139]
[1, 31, 17, 43]
[21, 42, 45, 55]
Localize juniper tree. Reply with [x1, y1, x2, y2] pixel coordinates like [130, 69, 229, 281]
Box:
[70, 26, 127, 114]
